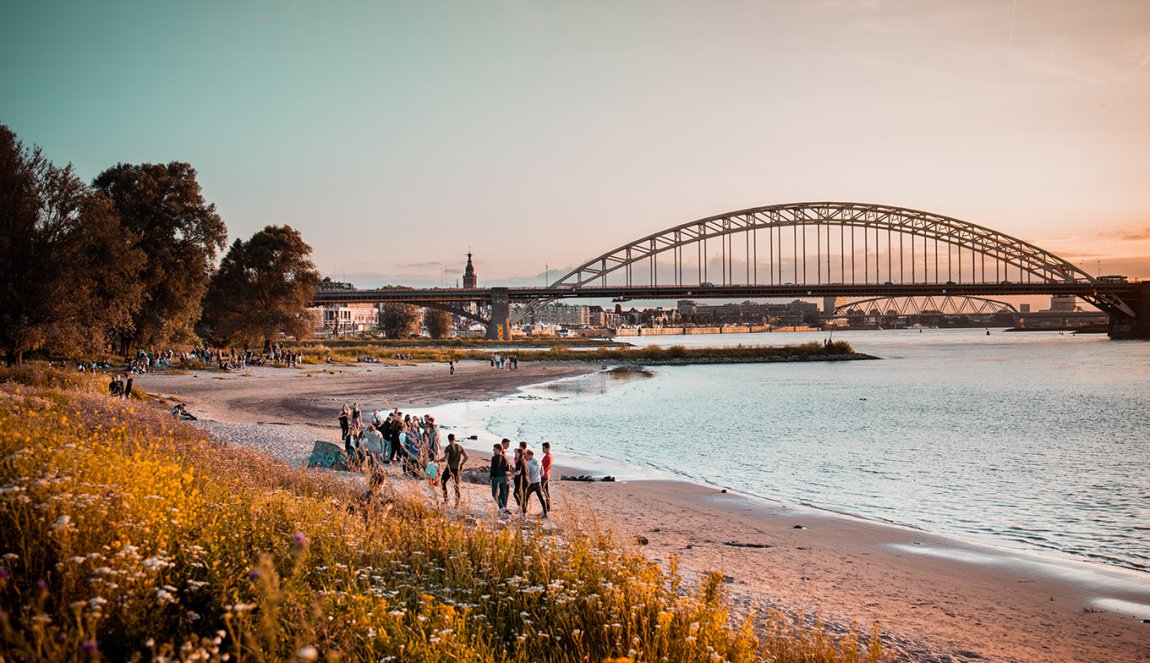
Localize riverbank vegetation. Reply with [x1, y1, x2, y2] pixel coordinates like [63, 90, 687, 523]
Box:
[298, 340, 867, 366]
[0, 367, 883, 661]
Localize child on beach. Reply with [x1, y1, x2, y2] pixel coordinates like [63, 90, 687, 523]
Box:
[424, 458, 440, 488]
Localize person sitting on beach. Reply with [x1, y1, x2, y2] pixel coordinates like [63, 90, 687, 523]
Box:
[344, 427, 363, 468]
[170, 403, 197, 420]
[439, 434, 469, 507]
[522, 449, 548, 518]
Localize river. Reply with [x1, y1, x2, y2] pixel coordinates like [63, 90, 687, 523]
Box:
[432, 328, 1150, 575]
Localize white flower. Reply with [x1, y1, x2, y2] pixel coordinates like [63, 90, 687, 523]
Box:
[142, 557, 168, 571]
[295, 645, 318, 661]
[89, 597, 107, 607]
[156, 588, 176, 604]
[51, 515, 71, 530]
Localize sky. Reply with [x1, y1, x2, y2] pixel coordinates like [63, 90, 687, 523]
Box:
[3, 0, 1149, 290]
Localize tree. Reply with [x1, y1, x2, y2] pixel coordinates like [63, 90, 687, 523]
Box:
[0, 126, 145, 366]
[378, 304, 420, 339]
[424, 308, 454, 339]
[198, 225, 321, 351]
[93, 162, 227, 352]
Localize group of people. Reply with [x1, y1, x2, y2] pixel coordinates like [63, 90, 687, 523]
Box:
[338, 403, 444, 478]
[336, 403, 553, 519]
[489, 354, 518, 370]
[489, 439, 551, 517]
[107, 374, 134, 399]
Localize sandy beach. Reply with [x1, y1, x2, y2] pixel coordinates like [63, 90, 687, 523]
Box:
[138, 362, 1150, 662]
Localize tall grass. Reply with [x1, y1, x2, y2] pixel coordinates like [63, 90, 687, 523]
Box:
[0, 369, 883, 661]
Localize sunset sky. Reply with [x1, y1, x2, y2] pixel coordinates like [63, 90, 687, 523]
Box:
[3, 1, 1149, 288]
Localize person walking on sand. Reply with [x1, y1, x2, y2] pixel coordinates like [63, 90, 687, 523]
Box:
[522, 449, 548, 518]
[439, 433, 469, 507]
[490, 443, 511, 514]
[541, 441, 553, 513]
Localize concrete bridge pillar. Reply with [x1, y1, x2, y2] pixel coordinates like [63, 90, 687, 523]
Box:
[1108, 283, 1150, 339]
[486, 288, 511, 340]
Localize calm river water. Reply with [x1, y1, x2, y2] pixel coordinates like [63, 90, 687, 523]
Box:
[436, 328, 1150, 574]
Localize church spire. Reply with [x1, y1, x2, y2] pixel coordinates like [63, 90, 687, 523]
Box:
[462, 251, 477, 288]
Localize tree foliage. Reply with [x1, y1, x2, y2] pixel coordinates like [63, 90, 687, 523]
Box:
[93, 162, 227, 351]
[424, 308, 454, 339]
[198, 225, 321, 350]
[378, 304, 421, 339]
[0, 126, 145, 365]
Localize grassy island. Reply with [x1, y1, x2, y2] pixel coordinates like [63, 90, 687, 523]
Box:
[297, 340, 872, 367]
[0, 368, 882, 661]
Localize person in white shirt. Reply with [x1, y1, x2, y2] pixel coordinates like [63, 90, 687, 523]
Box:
[521, 450, 548, 517]
[360, 424, 386, 467]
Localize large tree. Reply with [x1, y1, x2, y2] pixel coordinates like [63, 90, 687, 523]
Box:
[424, 308, 454, 339]
[0, 126, 145, 366]
[198, 225, 320, 351]
[93, 162, 227, 352]
[378, 304, 421, 339]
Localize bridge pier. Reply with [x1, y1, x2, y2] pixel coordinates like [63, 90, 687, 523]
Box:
[1108, 283, 1150, 339]
[486, 288, 511, 340]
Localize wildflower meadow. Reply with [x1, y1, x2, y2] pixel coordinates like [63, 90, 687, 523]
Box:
[0, 367, 882, 661]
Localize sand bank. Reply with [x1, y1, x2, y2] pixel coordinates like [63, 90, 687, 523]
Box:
[139, 362, 1150, 662]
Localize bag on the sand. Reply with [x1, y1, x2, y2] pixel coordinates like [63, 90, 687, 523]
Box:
[307, 440, 350, 471]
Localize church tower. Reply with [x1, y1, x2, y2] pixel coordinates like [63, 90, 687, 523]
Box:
[462, 252, 478, 288]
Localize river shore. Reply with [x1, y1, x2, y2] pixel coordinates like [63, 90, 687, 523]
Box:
[138, 362, 1150, 662]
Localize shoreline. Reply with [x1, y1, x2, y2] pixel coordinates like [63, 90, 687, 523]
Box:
[138, 363, 1150, 662]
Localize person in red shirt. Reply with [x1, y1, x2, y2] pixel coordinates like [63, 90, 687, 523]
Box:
[541, 441, 553, 513]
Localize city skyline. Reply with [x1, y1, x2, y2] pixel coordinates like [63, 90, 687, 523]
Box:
[3, 1, 1149, 288]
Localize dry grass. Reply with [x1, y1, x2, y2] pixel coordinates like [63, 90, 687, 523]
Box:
[0, 368, 884, 661]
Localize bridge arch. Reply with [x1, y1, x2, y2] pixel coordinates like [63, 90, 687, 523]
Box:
[514, 202, 1124, 322]
[552, 202, 1094, 289]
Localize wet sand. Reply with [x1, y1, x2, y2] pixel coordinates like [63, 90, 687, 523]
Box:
[139, 362, 1150, 662]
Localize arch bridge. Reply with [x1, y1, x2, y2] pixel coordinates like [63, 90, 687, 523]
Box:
[833, 296, 1018, 319]
[310, 202, 1148, 339]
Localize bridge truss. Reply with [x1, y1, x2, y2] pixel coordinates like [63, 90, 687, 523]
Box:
[833, 296, 1017, 319]
[515, 202, 1130, 322]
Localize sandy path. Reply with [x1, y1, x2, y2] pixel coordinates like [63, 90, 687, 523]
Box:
[138, 362, 1150, 662]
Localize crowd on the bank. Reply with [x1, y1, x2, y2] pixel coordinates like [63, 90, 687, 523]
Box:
[76, 345, 305, 376]
[338, 402, 551, 518]
[490, 354, 518, 369]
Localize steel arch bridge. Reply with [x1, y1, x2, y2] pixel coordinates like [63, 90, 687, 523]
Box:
[514, 201, 1132, 322]
[310, 202, 1147, 338]
[833, 296, 1018, 319]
